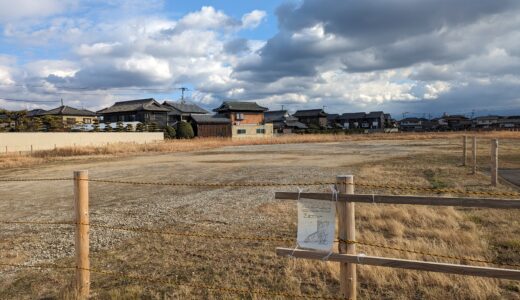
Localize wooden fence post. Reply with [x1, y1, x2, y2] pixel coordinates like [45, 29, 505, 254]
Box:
[462, 136, 467, 166]
[491, 139, 498, 186]
[472, 136, 477, 174]
[74, 170, 90, 299]
[337, 175, 356, 300]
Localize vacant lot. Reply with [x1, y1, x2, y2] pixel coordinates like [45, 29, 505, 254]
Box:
[1, 136, 519, 299]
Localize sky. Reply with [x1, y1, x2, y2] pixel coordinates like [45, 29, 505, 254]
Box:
[1, 0, 520, 118]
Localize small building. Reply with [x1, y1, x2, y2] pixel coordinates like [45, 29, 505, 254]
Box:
[365, 111, 386, 129]
[212, 101, 272, 138]
[473, 116, 501, 129]
[499, 116, 520, 129]
[440, 114, 471, 131]
[162, 101, 208, 126]
[38, 105, 97, 127]
[327, 114, 342, 128]
[399, 117, 432, 132]
[265, 110, 307, 133]
[97, 98, 169, 128]
[190, 114, 232, 137]
[340, 112, 367, 129]
[293, 109, 328, 128]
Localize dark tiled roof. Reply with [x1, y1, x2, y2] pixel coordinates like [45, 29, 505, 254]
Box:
[340, 112, 366, 119]
[97, 98, 169, 114]
[213, 101, 268, 112]
[162, 101, 208, 114]
[41, 106, 96, 117]
[27, 109, 47, 117]
[400, 117, 428, 122]
[293, 109, 327, 117]
[366, 111, 385, 118]
[327, 114, 340, 121]
[191, 114, 231, 124]
[285, 120, 308, 129]
[473, 115, 501, 120]
[264, 110, 288, 123]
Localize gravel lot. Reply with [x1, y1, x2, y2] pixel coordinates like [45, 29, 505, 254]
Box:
[7, 138, 505, 299]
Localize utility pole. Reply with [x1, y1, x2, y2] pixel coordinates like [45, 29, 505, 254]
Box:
[281, 105, 285, 111]
[178, 87, 189, 103]
[61, 98, 64, 106]
[322, 105, 327, 112]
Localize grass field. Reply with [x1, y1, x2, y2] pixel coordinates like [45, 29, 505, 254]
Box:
[0, 133, 519, 299]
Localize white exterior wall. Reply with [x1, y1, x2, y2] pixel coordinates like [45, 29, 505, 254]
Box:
[232, 124, 274, 138]
[0, 132, 164, 152]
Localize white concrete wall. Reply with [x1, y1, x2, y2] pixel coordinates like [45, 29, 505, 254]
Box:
[0, 132, 164, 152]
[232, 124, 274, 138]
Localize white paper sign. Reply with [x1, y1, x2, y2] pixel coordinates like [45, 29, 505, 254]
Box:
[297, 198, 336, 252]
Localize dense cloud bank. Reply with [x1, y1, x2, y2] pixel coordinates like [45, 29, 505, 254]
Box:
[1, 0, 519, 116]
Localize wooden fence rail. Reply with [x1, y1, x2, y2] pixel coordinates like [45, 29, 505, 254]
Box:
[276, 248, 520, 281]
[276, 174, 520, 300]
[275, 192, 520, 208]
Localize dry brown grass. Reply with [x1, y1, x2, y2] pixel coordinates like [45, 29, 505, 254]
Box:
[1, 137, 519, 299]
[1, 131, 520, 170]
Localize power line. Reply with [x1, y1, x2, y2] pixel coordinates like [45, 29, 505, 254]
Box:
[0, 98, 62, 103]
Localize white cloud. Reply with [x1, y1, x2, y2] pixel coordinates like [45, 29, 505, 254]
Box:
[24, 60, 78, 78]
[76, 42, 121, 56]
[241, 10, 266, 29]
[0, 0, 75, 22]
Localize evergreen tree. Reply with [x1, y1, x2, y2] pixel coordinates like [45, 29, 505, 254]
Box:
[176, 121, 194, 139]
[92, 118, 100, 132]
[136, 123, 145, 132]
[116, 121, 124, 132]
[164, 126, 176, 139]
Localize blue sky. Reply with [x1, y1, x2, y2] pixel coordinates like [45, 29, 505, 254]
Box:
[1, 0, 520, 117]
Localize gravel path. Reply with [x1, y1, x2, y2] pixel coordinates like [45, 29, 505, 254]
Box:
[0, 140, 446, 277]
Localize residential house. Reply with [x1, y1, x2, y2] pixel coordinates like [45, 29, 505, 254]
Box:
[365, 111, 386, 129]
[339, 111, 390, 129]
[339, 112, 366, 129]
[97, 98, 169, 128]
[499, 116, 520, 129]
[162, 101, 208, 125]
[327, 114, 342, 128]
[264, 110, 307, 133]
[190, 114, 232, 137]
[37, 105, 97, 127]
[293, 109, 328, 128]
[399, 118, 432, 132]
[440, 114, 471, 131]
[213, 101, 273, 138]
[473, 115, 501, 129]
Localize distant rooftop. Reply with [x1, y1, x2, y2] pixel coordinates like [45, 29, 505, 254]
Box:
[213, 101, 268, 112]
[98, 98, 169, 114]
[293, 109, 327, 117]
[41, 105, 95, 117]
[191, 114, 231, 124]
[162, 101, 208, 115]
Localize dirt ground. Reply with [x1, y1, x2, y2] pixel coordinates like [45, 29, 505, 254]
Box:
[1, 137, 519, 299]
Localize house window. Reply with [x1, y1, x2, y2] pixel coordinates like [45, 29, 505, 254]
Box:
[256, 128, 265, 134]
[83, 118, 92, 124]
[235, 113, 244, 120]
[237, 129, 246, 134]
[150, 113, 156, 121]
[66, 118, 76, 125]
